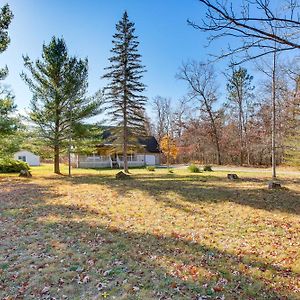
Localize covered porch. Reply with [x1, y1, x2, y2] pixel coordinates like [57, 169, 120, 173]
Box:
[77, 135, 160, 169]
[77, 153, 145, 169]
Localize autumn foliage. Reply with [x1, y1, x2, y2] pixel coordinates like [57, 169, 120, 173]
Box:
[0, 166, 299, 299]
[160, 134, 178, 167]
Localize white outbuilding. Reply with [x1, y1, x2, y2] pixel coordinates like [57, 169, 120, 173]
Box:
[14, 150, 40, 166]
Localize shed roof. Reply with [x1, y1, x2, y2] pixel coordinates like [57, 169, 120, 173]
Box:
[15, 150, 40, 157]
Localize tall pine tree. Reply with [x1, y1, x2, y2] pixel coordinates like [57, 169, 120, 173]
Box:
[0, 86, 22, 156]
[22, 37, 102, 174]
[0, 3, 14, 139]
[0, 3, 13, 80]
[285, 76, 300, 166]
[103, 11, 147, 173]
[0, 4, 19, 157]
[226, 66, 254, 165]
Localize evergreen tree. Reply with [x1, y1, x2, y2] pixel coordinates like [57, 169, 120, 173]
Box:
[0, 86, 17, 136]
[22, 37, 102, 174]
[226, 66, 254, 165]
[0, 4, 20, 157]
[285, 131, 300, 166]
[0, 86, 22, 156]
[285, 77, 300, 166]
[103, 11, 147, 173]
[0, 3, 13, 80]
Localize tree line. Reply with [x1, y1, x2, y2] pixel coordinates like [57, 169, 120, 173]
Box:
[151, 60, 300, 167]
[150, 0, 300, 170]
[0, 1, 299, 175]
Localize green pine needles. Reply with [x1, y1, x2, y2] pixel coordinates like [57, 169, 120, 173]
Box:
[22, 37, 102, 174]
[0, 3, 13, 80]
[103, 11, 147, 173]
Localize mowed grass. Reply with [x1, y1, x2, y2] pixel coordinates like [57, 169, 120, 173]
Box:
[0, 165, 299, 299]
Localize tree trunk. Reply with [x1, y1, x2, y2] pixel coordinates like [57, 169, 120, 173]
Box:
[239, 111, 243, 166]
[123, 112, 129, 173]
[54, 144, 60, 174]
[271, 47, 277, 180]
[54, 104, 61, 174]
[215, 137, 222, 165]
[246, 147, 250, 165]
[123, 144, 128, 173]
[167, 136, 170, 169]
[207, 107, 222, 165]
[68, 144, 71, 177]
[202, 94, 222, 165]
[244, 130, 251, 165]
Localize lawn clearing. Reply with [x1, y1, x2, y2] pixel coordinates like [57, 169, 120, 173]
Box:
[0, 165, 300, 299]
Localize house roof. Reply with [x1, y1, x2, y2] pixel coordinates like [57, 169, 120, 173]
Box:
[137, 136, 160, 153]
[97, 129, 160, 153]
[14, 150, 40, 157]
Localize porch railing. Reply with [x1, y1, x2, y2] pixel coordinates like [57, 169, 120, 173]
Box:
[78, 154, 145, 168]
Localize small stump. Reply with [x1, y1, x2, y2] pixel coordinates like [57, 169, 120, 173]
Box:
[227, 173, 239, 180]
[19, 169, 32, 178]
[203, 165, 213, 172]
[116, 171, 131, 180]
[268, 181, 281, 189]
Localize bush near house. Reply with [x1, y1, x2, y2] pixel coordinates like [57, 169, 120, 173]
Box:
[147, 166, 155, 171]
[188, 164, 200, 173]
[0, 157, 29, 173]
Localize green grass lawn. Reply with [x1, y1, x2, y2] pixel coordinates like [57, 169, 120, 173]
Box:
[0, 164, 299, 299]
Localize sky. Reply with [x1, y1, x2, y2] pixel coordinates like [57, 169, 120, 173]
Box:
[1, 0, 236, 120]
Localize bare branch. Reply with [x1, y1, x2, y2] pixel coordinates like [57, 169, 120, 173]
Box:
[190, 0, 300, 63]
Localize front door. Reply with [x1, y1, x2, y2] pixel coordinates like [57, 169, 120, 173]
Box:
[111, 154, 118, 168]
[145, 155, 155, 165]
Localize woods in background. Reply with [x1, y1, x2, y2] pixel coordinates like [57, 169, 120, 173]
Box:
[151, 61, 300, 167]
[150, 0, 300, 168]
[1, 1, 300, 170]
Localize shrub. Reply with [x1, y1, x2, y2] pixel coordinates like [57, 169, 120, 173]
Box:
[188, 164, 200, 173]
[0, 157, 30, 173]
[146, 166, 155, 172]
[203, 165, 213, 172]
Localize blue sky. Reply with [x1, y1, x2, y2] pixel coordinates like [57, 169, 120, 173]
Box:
[1, 0, 236, 119]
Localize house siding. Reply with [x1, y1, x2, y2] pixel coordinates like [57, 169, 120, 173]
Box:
[14, 150, 40, 166]
[77, 153, 161, 169]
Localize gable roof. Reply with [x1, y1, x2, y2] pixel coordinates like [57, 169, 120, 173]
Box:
[14, 150, 40, 157]
[97, 129, 160, 153]
[137, 136, 160, 153]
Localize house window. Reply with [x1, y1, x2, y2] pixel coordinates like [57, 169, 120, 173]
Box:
[18, 156, 26, 162]
[118, 155, 137, 161]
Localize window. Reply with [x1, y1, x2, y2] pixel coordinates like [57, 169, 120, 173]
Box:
[18, 156, 26, 162]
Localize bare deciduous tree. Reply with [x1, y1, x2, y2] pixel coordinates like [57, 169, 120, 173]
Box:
[177, 61, 222, 165]
[152, 96, 173, 143]
[172, 97, 190, 139]
[190, 0, 300, 64]
[189, 0, 300, 179]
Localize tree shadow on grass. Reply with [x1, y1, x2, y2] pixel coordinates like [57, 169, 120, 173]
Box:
[63, 173, 300, 216]
[1, 179, 299, 299]
[0, 179, 106, 220]
[2, 199, 299, 299]
[51, 220, 299, 299]
[0, 180, 58, 210]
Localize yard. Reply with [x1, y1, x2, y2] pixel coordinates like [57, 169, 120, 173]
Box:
[0, 165, 299, 299]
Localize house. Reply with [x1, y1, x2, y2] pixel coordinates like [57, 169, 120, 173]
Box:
[14, 150, 40, 166]
[77, 133, 160, 169]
